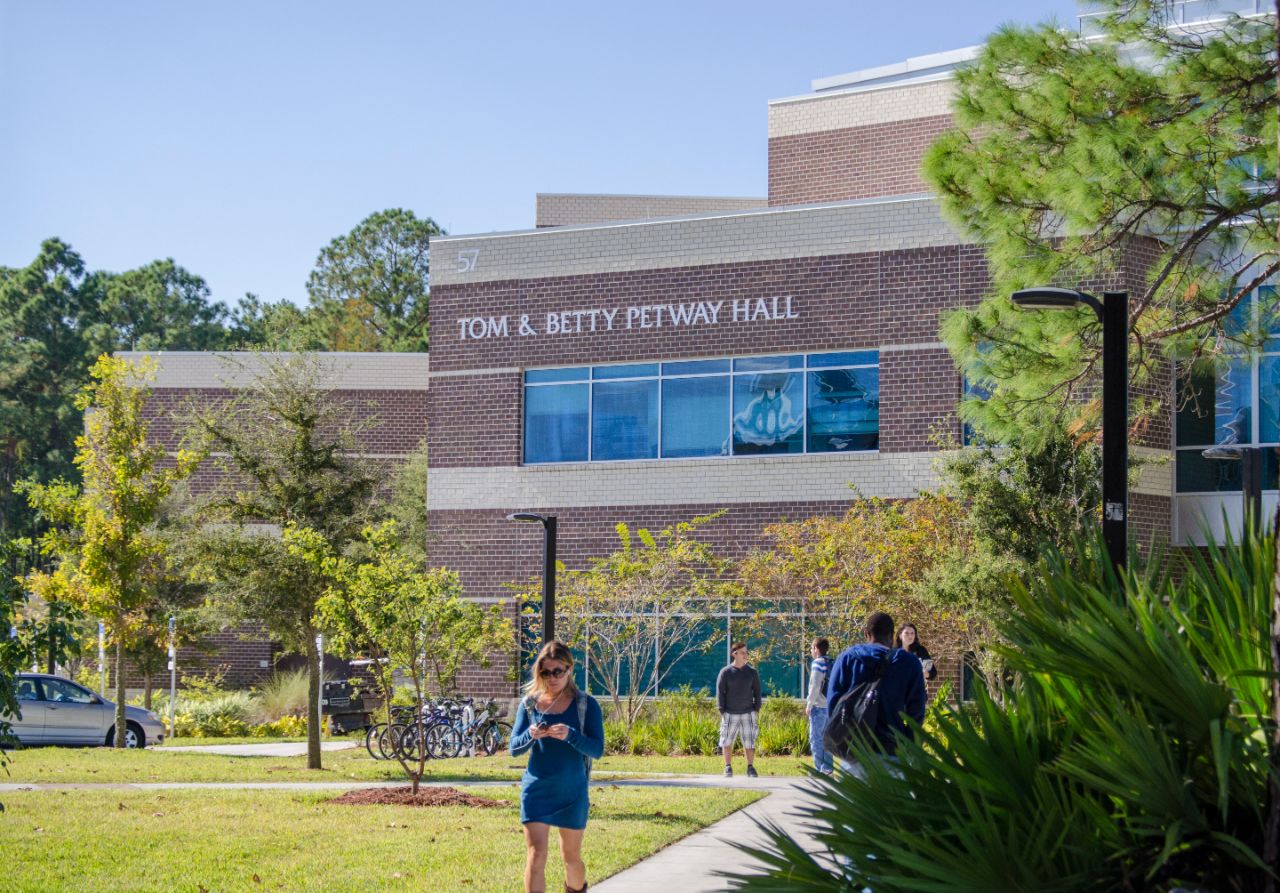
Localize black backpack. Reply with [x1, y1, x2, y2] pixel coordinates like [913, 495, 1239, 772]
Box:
[823, 651, 889, 762]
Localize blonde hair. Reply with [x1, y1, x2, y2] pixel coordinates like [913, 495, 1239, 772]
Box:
[523, 640, 579, 701]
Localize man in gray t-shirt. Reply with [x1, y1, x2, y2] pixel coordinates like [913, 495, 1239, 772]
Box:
[716, 641, 762, 778]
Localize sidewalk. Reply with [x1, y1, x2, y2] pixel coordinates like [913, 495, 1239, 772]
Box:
[152, 741, 358, 757]
[595, 776, 829, 892]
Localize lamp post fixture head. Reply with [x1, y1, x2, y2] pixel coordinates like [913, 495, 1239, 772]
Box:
[1011, 287, 1104, 319]
[507, 512, 548, 525]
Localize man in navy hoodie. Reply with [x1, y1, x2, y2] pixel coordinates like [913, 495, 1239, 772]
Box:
[825, 611, 926, 766]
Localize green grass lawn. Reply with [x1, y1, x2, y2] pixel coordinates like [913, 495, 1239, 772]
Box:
[0, 786, 763, 892]
[2, 746, 811, 784]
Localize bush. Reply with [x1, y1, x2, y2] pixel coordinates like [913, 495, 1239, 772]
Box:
[248, 715, 308, 737]
[169, 691, 255, 738]
[251, 669, 311, 724]
[734, 531, 1279, 891]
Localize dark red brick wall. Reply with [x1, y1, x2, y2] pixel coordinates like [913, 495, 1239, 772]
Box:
[768, 114, 953, 206]
[429, 246, 988, 466]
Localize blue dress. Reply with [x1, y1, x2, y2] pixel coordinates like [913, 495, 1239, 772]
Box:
[509, 692, 605, 829]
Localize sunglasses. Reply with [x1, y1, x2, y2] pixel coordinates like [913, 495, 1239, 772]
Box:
[539, 667, 569, 679]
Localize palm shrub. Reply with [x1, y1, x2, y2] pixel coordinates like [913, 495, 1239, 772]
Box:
[730, 530, 1277, 891]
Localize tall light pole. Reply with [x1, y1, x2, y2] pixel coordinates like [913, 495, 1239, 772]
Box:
[507, 512, 557, 646]
[1011, 287, 1129, 573]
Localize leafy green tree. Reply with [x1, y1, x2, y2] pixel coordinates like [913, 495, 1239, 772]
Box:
[305, 521, 510, 792]
[88, 259, 231, 354]
[924, 3, 1278, 440]
[183, 353, 378, 769]
[0, 240, 101, 540]
[13, 593, 87, 676]
[304, 209, 444, 352]
[384, 439, 430, 567]
[521, 514, 729, 728]
[732, 530, 1275, 891]
[1, 240, 232, 539]
[737, 495, 985, 670]
[19, 355, 200, 747]
[226, 293, 315, 350]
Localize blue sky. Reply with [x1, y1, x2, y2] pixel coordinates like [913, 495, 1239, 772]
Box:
[0, 1, 1081, 309]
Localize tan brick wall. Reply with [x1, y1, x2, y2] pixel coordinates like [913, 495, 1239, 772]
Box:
[536, 194, 765, 228]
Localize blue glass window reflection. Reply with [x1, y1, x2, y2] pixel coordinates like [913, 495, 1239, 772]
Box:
[1260, 356, 1280, 443]
[524, 384, 588, 463]
[1216, 360, 1254, 446]
[807, 368, 879, 452]
[733, 355, 803, 372]
[733, 373, 804, 455]
[662, 377, 729, 457]
[592, 380, 659, 460]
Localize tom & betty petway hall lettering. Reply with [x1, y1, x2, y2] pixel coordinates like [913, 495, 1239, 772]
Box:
[456, 297, 800, 341]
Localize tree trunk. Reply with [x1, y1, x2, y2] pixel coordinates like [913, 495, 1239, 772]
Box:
[305, 632, 322, 770]
[143, 673, 153, 711]
[113, 636, 127, 748]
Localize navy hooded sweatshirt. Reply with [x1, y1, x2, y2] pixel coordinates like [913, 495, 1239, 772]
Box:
[825, 643, 927, 755]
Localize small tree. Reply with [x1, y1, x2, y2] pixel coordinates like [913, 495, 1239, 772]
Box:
[184, 353, 378, 770]
[737, 494, 985, 668]
[525, 514, 729, 729]
[19, 355, 199, 746]
[306, 522, 511, 792]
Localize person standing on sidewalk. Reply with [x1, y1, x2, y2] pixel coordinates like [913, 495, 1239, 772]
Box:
[716, 641, 762, 778]
[804, 637, 834, 775]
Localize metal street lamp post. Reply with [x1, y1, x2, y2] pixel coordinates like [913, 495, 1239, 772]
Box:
[1011, 287, 1129, 573]
[507, 512, 557, 646]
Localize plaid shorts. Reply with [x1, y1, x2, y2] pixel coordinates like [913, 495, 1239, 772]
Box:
[719, 711, 759, 749]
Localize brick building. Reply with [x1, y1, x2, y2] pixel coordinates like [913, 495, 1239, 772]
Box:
[139, 39, 1274, 698]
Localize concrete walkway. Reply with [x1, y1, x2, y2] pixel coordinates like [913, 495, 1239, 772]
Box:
[152, 740, 358, 757]
[595, 777, 828, 892]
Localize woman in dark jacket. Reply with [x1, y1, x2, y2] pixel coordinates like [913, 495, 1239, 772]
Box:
[896, 623, 937, 681]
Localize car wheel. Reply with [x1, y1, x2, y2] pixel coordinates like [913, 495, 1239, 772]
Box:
[105, 723, 146, 748]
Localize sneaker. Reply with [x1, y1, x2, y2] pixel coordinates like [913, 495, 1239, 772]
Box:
[723, 765, 733, 777]
[746, 765, 759, 778]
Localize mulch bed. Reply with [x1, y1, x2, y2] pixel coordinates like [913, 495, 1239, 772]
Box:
[329, 786, 504, 808]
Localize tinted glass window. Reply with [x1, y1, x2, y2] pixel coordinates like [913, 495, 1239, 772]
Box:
[524, 383, 589, 463]
[593, 364, 659, 380]
[592, 380, 659, 461]
[40, 678, 94, 703]
[16, 678, 40, 701]
[733, 355, 803, 373]
[525, 368, 589, 384]
[662, 376, 729, 458]
[807, 367, 879, 452]
[662, 359, 730, 376]
[807, 351, 877, 368]
[733, 372, 804, 455]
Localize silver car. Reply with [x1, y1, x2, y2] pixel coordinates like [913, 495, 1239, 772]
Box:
[7, 673, 166, 748]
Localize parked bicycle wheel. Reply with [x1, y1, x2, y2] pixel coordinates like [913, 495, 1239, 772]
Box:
[481, 721, 512, 756]
[365, 723, 387, 760]
[424, 720, 463, 759]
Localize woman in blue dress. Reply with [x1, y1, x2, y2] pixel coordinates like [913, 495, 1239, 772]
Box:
[510, 640, 605, 893]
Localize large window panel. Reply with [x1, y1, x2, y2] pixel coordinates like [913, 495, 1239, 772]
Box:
[1176, 360, 1253, 447]
[732, 372, 804, 455]
[662, 376, 729, 458]
[807, 367, 879, 452]
[524, 383, 589, 463]
[1260, 355, 1280, 443]
[592, 379, 659, 461]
